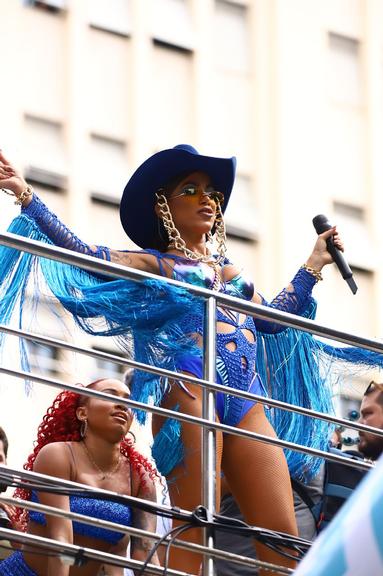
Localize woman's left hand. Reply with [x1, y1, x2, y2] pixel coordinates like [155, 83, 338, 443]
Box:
[305, 226, 344, 271]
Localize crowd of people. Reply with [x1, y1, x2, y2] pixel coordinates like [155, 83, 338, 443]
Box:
[0, 145, 382, 575]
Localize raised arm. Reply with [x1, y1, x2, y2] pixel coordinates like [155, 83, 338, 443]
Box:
[253, 228, 344, 333]
[0, 151, 159, 272]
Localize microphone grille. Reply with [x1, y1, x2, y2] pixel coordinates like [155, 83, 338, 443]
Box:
[312, 214, 331, 234]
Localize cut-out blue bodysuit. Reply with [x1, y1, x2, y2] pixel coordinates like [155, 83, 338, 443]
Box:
[145, 249, 316, 427]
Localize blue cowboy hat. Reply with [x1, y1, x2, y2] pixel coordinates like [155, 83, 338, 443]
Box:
[120, 144, 236, 249]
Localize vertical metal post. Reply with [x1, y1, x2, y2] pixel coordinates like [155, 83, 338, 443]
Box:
[202, 296, 217, 576]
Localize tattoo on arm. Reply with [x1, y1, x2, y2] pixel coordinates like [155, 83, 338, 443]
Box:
[110, 250, 133, 266]
[131, 509, 156, 553]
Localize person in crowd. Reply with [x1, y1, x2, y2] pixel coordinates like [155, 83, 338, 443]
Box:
[0, 428, 8, 467]
[0, 144, 356, 575]
[0, 378, 160, 576]
[0, 426, 14, 560]
[358, 380, 383, 460]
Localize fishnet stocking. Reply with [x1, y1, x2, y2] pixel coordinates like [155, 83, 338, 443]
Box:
[223, 403, 298, 575]
[153, 381, 297, 575]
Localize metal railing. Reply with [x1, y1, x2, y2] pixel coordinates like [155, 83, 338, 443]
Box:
[0, 230, 382, 575]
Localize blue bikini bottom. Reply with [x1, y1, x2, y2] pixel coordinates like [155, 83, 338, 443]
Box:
[152, 354, 267, 477]
[0, 551, 37, 576]
[175, 354, 266, 425]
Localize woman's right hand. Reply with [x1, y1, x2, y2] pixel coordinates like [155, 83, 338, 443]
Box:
[0, 151, 33, 206]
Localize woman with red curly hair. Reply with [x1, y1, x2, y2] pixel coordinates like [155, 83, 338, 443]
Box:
[0, 378, 160, 576]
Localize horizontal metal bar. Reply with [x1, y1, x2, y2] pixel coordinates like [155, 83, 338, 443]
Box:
[0, 367, 374, 471]
[0, 469, 292, 574]
[0, 526, 190, 576]
[0, 494, 260, 569]
[0, 526, 291, 576]
[1, 324, 382, 439]
[1, 231, 383, 352]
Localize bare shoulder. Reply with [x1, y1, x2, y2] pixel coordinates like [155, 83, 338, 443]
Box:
[33, 442, 71, 476]
[109, 249, 160, 274]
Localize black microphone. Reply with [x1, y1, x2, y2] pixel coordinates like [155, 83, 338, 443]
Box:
[312, 214, 358, 295]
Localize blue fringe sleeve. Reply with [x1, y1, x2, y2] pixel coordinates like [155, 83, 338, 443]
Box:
[0, 214, 202, 420]
[255, 267, 317, 334]
[22, 194, 111, 260]
[256, 299, 383, 481]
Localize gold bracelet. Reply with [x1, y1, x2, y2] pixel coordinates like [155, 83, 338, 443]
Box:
[301, 263, 323, 282]
[14, 184, 34, 206]
[1, 184, 33, 205]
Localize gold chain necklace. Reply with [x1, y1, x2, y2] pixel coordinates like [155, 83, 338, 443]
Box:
[210, 262, 222, 291]
[81, 441, 121, 480]
[167, 245, 222, 291]
[157, 192, 226, 266]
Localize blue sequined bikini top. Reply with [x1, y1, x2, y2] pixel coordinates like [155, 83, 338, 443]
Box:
[145, 250, 255, 301]
[29, 491, 132, 544]
[144, 250, 256, 335]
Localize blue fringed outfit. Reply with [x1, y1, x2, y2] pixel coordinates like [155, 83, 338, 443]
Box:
[1, 195, 383, 482]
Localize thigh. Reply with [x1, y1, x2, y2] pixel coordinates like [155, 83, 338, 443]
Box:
[153, 375, 223, 572]
[153, 374, 223, 510]
[222, 403, 297, 534]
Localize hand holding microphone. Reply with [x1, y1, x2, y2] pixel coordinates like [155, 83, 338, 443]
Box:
[312, 214, 358, 294]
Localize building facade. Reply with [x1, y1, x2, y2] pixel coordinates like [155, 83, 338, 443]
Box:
[1, 0, 383, 464]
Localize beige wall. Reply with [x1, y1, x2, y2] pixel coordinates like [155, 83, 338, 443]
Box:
[1, 0, 383, 464]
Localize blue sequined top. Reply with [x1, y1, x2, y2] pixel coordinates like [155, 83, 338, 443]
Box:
[29, 491, 132, 544]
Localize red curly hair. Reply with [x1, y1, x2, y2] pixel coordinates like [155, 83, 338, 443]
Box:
[12, 380, 159, 530]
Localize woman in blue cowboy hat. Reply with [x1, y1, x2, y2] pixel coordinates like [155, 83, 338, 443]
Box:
[0, 145, 343, 574]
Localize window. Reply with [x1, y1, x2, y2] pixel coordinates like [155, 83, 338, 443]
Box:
[224, 175, 257, 240]
[328, 33, 363, 107]
[333, 202, 374, 270]
[27, 341, 60, 375]
[89, 135, 129, 203]
[88, 0, 131, 36]
[23, 116, 67, 189]
[214, 0, 250, 73]
[327, 32, 366, 207]
[150, 44, 194, 148]
[86, 29, 132, 139]
[152, 0, 194, 50]
[90, 347, 127, 381]
[326, 110, 366, 205]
